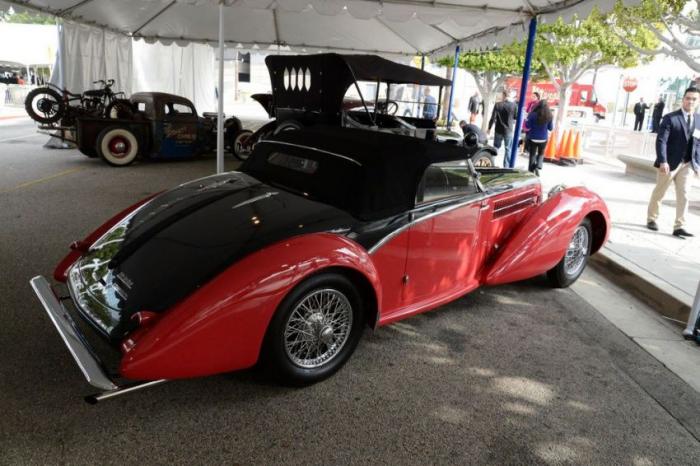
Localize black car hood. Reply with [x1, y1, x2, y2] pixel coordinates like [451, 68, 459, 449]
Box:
[68, 172, 356, 341]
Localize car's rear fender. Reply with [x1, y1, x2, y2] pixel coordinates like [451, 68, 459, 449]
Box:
[118, 232, 381, 381]
[53, 192, 161, 282]
[484, 187, 609, 286]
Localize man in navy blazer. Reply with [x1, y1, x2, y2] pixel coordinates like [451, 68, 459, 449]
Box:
[647, 87, 700, 238]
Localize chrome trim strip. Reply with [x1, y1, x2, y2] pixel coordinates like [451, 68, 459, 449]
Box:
[87, 201, 151, 253]
[29, 276, 118, 391]
[368, 194, 488, 254]
[85, 380, 168, 404]
[231, 191, 279, 210]
[258, 140, 363, 167]
[493, 196, 538, 213]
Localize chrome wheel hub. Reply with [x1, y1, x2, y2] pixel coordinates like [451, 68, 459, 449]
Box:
[284, 289, 353, 369]
[564, 225, 589, 276]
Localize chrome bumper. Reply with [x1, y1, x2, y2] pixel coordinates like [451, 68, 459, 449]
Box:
[30, 275, 118, 391]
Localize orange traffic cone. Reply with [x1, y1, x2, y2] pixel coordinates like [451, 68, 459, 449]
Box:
[544, 130, 558, 162]
[559, 129, 577, 166]
[572, 130, 583, 163]
[556, 130, 570, 159]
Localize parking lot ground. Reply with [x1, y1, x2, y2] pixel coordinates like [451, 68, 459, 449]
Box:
[2, 133, 700, 464]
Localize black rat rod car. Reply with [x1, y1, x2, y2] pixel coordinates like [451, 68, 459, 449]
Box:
[235, 54, 496, 166]
[69, 92, 246, 167]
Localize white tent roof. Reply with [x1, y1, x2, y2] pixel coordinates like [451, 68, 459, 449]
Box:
[2, 0, 641, 56]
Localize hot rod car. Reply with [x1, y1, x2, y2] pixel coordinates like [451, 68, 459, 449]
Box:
[31, 127, 608, 402]
[236, 53, 496, 166]
[39, 92, 246, 167]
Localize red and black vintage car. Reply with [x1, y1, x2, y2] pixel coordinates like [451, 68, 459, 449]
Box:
[31, 127, 608, 402]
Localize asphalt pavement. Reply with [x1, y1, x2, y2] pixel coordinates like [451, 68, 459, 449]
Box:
[1, 120, 700, 465]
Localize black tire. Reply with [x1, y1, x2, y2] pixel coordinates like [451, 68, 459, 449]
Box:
[95, 126, 139, 167]
[105, 99, 135, 119]
[471, 150, 495, 167]
[547, 218, 592, 288]
[231, 129, 254, 161]
[25, 87, 65, 124]
[273, 119, 303, 135]
[261, 272, 365, 386]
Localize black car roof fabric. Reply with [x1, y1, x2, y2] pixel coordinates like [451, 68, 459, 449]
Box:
[241, 126, 474, 220]
[266, 53, 451, 87]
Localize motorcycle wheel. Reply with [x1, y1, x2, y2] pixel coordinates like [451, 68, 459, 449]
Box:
[105, 99, 135, 119]
[25, 87, 65, 125]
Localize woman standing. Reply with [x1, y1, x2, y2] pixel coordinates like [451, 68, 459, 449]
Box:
[525, 100, 554, 176]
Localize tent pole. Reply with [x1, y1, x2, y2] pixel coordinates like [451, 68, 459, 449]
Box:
[420, 55, 425, 70]
[510, 16, 537, 169]
[216, 1, 225, 174]
[446, 45, 459, 128]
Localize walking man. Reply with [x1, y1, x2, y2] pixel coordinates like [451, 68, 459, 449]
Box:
[633, 97, 649, 131]
[468, 91, 481, 124]
[647, 87, 700, 238]
[488, 90, 517, 167]
[651, 96, 665, 133]
[422, 88, 437, 120]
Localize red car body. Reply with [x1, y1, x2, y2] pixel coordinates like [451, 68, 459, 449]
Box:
[33, 127, 609, 399]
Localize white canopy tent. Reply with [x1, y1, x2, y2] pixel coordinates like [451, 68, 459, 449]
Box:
[0, 0, 642, 171]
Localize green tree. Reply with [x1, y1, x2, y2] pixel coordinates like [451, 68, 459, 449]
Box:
[612, 0, 699, 73]
[0, 8, 54, 25]
[438, 50, 526, 132]
[506, 8, 656, 129]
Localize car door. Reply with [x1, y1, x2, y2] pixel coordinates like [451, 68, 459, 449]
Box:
[401, 162, 483, 310]
[159, 101, 199, 158]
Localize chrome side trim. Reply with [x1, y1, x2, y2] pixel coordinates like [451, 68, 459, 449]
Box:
[30, 276, 118, 391]
[258, 140, 363, 166]
[231, 191, 279, 210]
[493, 196, 538, 213]
[368, 194, 488, 254]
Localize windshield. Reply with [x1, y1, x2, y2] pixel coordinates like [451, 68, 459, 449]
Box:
[343, 81, 441, 119]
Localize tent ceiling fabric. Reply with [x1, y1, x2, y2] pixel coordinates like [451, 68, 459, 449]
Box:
[2, 0, 642, 56]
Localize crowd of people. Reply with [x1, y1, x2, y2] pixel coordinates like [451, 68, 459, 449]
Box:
[0, 71, 45, 86]
[632, 96, 668, 132]
[455, 90, 554, 176]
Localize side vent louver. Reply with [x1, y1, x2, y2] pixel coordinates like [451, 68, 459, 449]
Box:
[493, 191, 538, 219]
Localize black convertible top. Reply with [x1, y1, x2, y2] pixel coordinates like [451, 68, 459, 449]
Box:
[264, 53, 450, 125]
[241, 127, 474, 220]
[266, 53, 450, 87]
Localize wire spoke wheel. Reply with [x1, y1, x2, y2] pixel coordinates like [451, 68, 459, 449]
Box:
[564, 225, 589, 277]
[283, 288, 353, 369]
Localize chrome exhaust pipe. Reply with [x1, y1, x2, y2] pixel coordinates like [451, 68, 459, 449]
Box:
[85, 379, 168, 404]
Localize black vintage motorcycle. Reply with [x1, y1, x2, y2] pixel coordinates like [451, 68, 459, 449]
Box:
[24, 79, 134, 126]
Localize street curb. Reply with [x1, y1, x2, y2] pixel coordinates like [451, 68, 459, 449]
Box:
[590, 247, 691, 325]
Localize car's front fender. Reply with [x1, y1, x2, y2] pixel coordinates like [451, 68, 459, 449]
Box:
[119, 232, 381, 381]
[484, 187, 609, 286]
